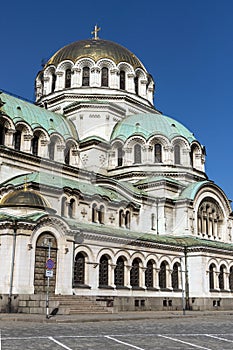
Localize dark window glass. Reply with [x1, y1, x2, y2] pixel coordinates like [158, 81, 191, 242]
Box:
[134, 144, 142, 163]
[219, 265, 225, 290]
[229, 267, 233, 290]
[145, 260, 154, 288]
[119, 209, 124, 227]
[101, 67, 108, 87]
[159, 261, 167, 289]
[14, 130, 22, 151]
[154, 143, 162, 163]
[65, 69, 71, 88]
[130, 258, 140, 287]
[61, 197, 66, 217]
[74, 252, 85, 285]
[48, 138, 56, 160]
[32, 134, 39, 156]
[98, 205, 105, 224]
[0, 124, 6, 145]
[92, 204, 98, 222]
[52, 73, 56, 92]
[99, 255, 109, 286]
[120, 70, 125, 90]
[82, 67, 90, 86]
[134, 76, 139, 95]
[209, 264, 215, 290]
[68, 199, 75, 218]
[174, 144, 181, 164]
[117, 146, 123, 166]
[125, 211, 130, 229]
[114, 257, 125, 287]
[171, 263, 179, 289]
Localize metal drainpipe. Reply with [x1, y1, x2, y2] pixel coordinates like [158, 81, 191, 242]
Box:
[184, 246, 190, 310]
[8, 220, 17, 313]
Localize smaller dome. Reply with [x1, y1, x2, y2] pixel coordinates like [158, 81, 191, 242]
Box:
[111, 113, 196, 143]
[0, 189, 55, 213]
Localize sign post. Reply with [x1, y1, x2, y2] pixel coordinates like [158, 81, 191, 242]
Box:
[44, 238, 54, 319]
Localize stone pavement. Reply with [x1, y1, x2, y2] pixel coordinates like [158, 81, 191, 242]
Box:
[0, 310, 232, 323]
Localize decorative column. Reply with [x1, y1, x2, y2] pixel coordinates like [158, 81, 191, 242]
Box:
[110, 68, 119, 89]
[55, 71, 64, 91]
[127, 73, 135, 93]
[72, 67, 81, 87]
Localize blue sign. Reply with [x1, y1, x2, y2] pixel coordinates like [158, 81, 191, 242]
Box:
[46, 258, 55, 270]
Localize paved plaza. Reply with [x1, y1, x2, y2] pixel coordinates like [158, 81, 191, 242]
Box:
[0, 311, 233, 349]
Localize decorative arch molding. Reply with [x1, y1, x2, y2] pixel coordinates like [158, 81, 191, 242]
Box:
[96, 58, 116, 70]
[76, 58, 95, 69]
[57, 60, 74, 71]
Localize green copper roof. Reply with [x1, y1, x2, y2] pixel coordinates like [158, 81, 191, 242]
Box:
[0, 212, 47, 222]
[178, 181, 210, 200]
[111, 113, 196, 143]
[1, 172, 130, 204]
[0, 92, 78, 140]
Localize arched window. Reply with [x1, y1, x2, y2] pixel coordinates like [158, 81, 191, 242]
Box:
[171, 263, 179, 290]
[145, 260, 154, 288]
[130, 258, 141, 288]
[0, 121, 7, 145]
[99, 255, 109, 287]
[134, 144, 142, 163]
[51, 73, 56, 92]
[61, 197, 67, 217]
[65, 69, 71, 88]
[134, 76, 139, 95]
[209, 263, 215, 290]
[82, 67, 90, 86]
[154, 143, 162, 163]
[14, 129, 22, 151]
[229, 266, 233, 291]
[114, 257, 125, 287]
[92, 203, 98, 223]
[98, 205, 105, 224]
[73, 252, 86, 286]
[117, 146, 123, 167]
[159, 261, 167, 289]
[174, 144, 181, 164]
[197, 198, 223, 239]
[119, 209, 124, 227]
[120, 70, 125, 90]
[32, 134, 39, 156]
[219, 265, 225, 290]
[68, 199, 75, 218]
[101, 67, 108, 87]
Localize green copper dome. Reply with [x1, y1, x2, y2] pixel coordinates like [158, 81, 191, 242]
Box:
[111, 113, 196, 143]
[46, 39, 146, 70]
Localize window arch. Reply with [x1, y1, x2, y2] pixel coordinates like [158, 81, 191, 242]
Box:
[197, 198, 223, 239]
[61, 197, 67, 217]
[130, 258, 141, 288]
[32, 133, 39, 156]
[82, 67, 90, 86]
[65, 68, 71, 88]
[73, 252, 86, 286]
[145, 260, 154, 288]
[0, 119, 7, 145]
[125, 210, 130, 229]
[209, 263, 215, 290]
[48, 137, 57, 160]
[114, 256, 125, 287]
[159, 261, 167, 289]
[99, 255, 109, 287]
[101, 67, 108, 87]
[120, 70, 126, 90]
[171, 262, 179, 290]
[119, 209, 124, 227]
[134, 144, 142, 163]
[154, 143, 162, 163]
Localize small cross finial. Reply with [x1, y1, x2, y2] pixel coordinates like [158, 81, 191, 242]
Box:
[91, 24, 101, 40]
[23, 175, 29, 191]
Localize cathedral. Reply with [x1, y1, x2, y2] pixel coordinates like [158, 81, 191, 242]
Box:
[0, 26, 233, 314]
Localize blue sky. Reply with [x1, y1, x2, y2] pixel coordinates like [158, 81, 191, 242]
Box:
[1, 0, 233, 202]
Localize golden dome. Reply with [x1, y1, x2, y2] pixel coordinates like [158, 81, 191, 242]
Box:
[46, 39, 146, 70]
[0, 189, 55, 213]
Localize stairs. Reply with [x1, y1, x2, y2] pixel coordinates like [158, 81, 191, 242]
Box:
[50, 295, 113, 315]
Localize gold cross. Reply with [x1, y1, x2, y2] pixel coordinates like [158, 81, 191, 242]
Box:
[23, 175, 29, 191]
[91, 24, 101, 40]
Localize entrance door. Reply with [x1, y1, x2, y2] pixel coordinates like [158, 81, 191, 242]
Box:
[34, 232, 57, 294]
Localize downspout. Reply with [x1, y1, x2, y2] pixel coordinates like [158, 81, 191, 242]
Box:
[184, 246, 190, 310]
[8, 220, 17, 313]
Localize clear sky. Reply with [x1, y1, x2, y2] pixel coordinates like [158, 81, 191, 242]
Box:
[1, 0, 233, 203]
